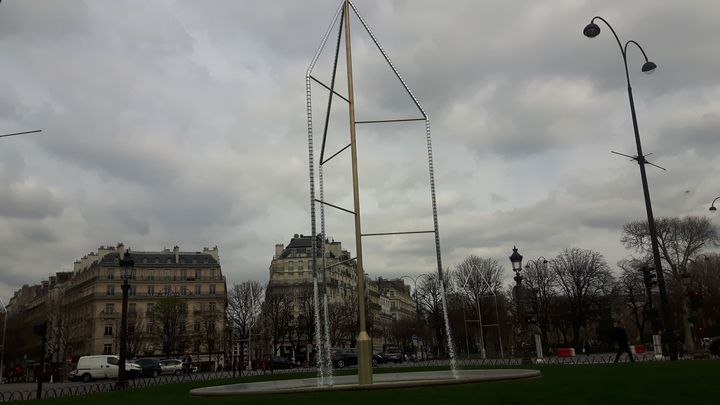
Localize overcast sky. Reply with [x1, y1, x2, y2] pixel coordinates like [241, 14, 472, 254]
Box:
[1, 0, 719, 302]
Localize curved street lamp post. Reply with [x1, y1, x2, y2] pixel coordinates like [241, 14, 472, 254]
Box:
[117, 250, 134, 388]
[709, 196, 719, 212]
[583, 16, 678, 360]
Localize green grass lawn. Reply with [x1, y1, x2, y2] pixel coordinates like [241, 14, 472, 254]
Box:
[39, 361, 719, 405]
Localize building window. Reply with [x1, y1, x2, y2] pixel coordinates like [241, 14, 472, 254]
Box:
[142, 258, 148, 264]
[167, 258, 172, 264]
[206, 320, 216, 332]
[195, 285, 201, 295]
[107, 285, 115, 296]
[164, 270, 171, 281]
[104, 325, 113, 336]
[163, 285, 172, 296]
[107, 269, 114, 280]
[194, 321, 200, 332]
[148, 271, 154, 281]
[298, 261, 304, 271]
[103, 344, 113, 355]
[130, 285, 137, 296]
[105, 303, 115, 314]
[195, 270, 202, 279]
[209, 285, 216, 295]
[287, 261, 294, 272]
[208, 339, 215, 352]
[181, 269, 187, 279]
[210, 269, 216, 278]
[209, 302, 216, 312]
[148, 285, 155, 296]
[180, 287, 188, 296]
[193, 341, 200, 353]
[180, 323, 187, 333]
[147, 303, 155, 313]
[129, 303, 136, 313]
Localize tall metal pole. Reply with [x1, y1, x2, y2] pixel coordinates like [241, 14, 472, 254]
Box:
[117, 278, 130, 388]
[343, 0, 372, 385]
[585, 16, 677, 360]
[627, 86, 677, 360]
[248, 283, 253, 371]
[117, 251, 133, 388]
[0, 297, 7, 383]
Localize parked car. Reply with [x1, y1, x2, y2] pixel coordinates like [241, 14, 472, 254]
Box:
[159, 359, 183, 376]
[330, 348, 357, 368]
[263, 355, 296, 370]
[133, 358, 162, 378]
[382, 347, 404, 363]
[75, 355, 141, 382]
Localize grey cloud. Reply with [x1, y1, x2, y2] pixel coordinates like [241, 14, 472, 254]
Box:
[1, 0, 719, 301]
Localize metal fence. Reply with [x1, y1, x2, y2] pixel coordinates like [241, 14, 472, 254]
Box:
[0, 353, 688, 402]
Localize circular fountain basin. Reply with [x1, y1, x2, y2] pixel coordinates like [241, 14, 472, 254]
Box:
[190, 369, 540, 396]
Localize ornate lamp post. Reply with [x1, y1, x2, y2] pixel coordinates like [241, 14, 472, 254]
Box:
[509, 246, 530, 363]
[709, 196, 719, 212]
[0, 297, 7, 384]
[583, 16, 678, 360]
[117, 250, 134, 388]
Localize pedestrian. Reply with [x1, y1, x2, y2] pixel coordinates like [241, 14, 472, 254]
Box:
[613, 320, 635, 363]
[182, 352, 193, 375]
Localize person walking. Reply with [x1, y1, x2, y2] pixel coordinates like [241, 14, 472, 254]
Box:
[613, 320, 635, 363]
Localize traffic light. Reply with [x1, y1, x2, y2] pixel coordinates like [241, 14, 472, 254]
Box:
[689, 290, 703, 310]
[641, 266, 657, 291]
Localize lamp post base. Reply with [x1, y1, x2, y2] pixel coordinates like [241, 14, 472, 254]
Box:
[356, 331, 373, 385]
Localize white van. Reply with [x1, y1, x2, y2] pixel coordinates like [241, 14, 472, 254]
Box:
[76, 355, 141, 382]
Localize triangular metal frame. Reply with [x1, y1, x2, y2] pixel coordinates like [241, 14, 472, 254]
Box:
[305, 0, 454, 385]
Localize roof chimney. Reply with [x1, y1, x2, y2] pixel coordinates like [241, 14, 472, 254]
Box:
[174, 245, 180, 263]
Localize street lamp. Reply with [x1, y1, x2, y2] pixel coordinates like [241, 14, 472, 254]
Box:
[709, 196, 719, 212]
[583, 16, 678, 361]
[117, 250, 134, 389]
[0, 297, 7, 384]
[509, 246, 530, 363]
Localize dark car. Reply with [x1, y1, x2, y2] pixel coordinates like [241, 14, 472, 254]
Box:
[257, 355, 295, 370]
[330, 348, 357, 368]
[382, 347, 403, 363]
[134, 358, 162, 378]
[371, 353, 384, 367]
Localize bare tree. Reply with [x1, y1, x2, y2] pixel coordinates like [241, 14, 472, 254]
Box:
[621, 215, 718, 285]
[551, 248, 614, 346]
[147, 296, 189, 355]
[126, 312, 147, 357]
[690, 253, 720, 336]
[288, 284, 315, 364]
[416, 271, 452, 355]
[523, 259, 558, 349]
[227, 281, 264, 367]
[616, 259, 649, 342]
[455, 255, 504, 305]
[260, 283, 293, 355]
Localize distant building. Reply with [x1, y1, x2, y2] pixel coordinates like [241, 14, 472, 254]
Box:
[265, 234, 416, 356]
[4, 243, 226, 367]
